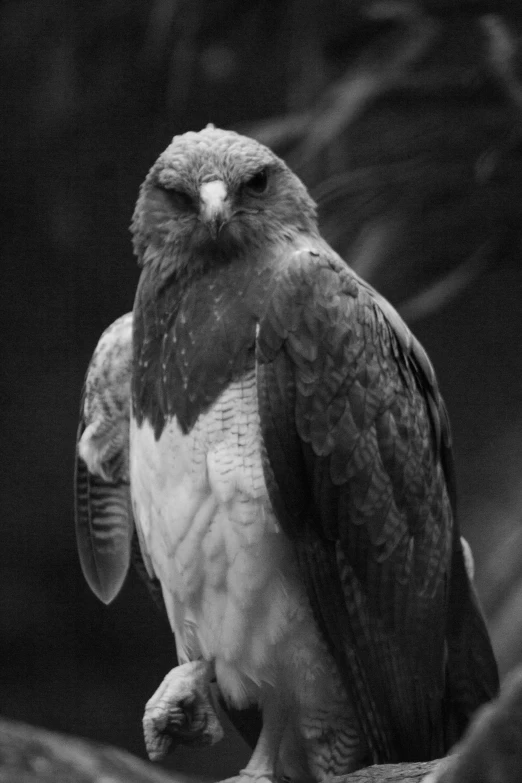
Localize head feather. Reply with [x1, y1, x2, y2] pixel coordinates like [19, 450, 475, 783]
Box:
[131, 126, 318, 265]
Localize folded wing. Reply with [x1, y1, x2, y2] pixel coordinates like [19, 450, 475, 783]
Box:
[256, 248, 498, 763]
[75, 313, 137, 604]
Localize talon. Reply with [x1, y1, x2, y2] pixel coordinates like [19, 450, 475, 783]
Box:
[143, 660, 224, 761]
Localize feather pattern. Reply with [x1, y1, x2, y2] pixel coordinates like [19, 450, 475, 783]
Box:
[75, 314, 140, 603]
[256, 247, 498, 762]
[75, 419, 133, 604]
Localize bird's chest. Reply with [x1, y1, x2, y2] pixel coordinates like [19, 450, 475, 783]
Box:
[130, 370, 300, 683]
[132, 256, 270, 438]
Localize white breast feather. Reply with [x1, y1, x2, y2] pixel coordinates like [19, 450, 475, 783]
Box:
[131, 369, 341, 710]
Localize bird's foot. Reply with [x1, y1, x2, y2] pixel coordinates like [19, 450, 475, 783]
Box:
[143, 660, 224, 762]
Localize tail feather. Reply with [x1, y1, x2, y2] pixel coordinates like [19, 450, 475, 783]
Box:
[445, 532, 499, 747]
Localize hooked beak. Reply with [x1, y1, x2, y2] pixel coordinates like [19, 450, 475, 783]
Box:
[199, 180, 230, 239]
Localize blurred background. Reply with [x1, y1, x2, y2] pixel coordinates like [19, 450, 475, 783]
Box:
[1, 0, 522, 779]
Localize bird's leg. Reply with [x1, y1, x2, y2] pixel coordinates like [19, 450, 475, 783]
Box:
[297, 706, 369, 781]
[221, 690, 288, 783]
[143, 659, 224, 762]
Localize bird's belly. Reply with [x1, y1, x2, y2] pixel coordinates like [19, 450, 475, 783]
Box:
[130, 370, 340, 710]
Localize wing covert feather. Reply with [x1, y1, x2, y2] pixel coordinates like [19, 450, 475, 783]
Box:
[256, 248, 497, 762]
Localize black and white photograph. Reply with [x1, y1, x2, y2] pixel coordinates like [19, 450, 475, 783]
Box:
[2, 2, 522, 781]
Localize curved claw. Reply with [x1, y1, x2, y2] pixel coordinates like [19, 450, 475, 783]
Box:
[143, 660, 224, 762]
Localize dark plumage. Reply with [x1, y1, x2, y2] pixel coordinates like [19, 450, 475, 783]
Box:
[76, 126, 498, 780]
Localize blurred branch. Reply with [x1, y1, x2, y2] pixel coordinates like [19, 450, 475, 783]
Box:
[248, 1, 522, 316]
[483, 526, 522, 620]
[291, 3, 437, 171]
[139, 0, 181, 69]
[398, 241, 490, 321]
[481, 13, 522, 109]
[0, 717, 182, 783]
[425, 666, 522, 783]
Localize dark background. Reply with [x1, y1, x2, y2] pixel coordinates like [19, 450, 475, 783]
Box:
[1, 0, 522, 780]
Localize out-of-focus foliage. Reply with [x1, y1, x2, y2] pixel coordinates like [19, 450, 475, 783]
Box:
[248, 5, 522, 316]
[1, 0, 522, 775]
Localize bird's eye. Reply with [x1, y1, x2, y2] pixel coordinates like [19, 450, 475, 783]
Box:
[244, 169, 268, 195]
[163, 188, 195, 212]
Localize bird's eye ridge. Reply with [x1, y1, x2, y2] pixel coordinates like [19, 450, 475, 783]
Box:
[244, 169, 268, 194]
[163, 188, 195, 211]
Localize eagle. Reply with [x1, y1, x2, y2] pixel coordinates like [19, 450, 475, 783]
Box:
[75, 126, 498, 781]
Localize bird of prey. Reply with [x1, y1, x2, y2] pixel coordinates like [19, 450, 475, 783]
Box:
[75, 126, 498, 781]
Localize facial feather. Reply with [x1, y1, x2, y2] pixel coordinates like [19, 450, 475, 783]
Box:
[131, 126, 318, 271]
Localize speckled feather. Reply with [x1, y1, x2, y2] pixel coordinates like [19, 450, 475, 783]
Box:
[75, 313, 162, 605]
[128, 127, 498, 770]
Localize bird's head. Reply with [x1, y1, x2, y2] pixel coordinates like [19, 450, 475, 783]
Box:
[131, 126, 318, 271]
